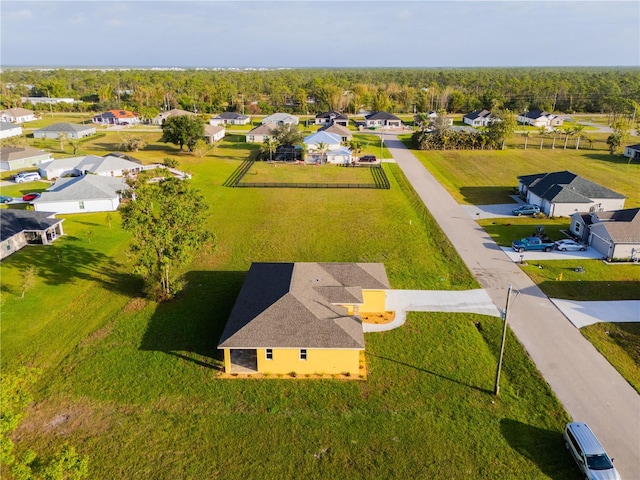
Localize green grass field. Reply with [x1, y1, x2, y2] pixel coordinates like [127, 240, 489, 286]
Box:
[1, 147, 579, 478]
[478, 218, 571, 247]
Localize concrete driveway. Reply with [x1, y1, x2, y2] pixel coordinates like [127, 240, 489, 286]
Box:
[460, 197, 526, 220]
[551, 299, 640, 328]
[384, 134, 640, 479]
[499, 246, 603, 262]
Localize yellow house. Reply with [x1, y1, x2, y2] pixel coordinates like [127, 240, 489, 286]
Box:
[217, 262, 389, 376]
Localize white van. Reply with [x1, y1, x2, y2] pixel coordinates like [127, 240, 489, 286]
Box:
[563, 422, 621, 480]
[14, 171, 41, 183]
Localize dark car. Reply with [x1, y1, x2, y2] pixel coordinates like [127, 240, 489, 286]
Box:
[0, 195, 13, 203]
[512, 204, 541, 216]
[360, 155, 377, 163]
[22, 192, 41, 202]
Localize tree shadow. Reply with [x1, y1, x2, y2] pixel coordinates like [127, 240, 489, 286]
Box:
[581, 152, 639, 165]
[500, 418, 581, 479]
[459, 186, 515, 205]
[139, 270, 247, 369]
[368, 353, 492, 394]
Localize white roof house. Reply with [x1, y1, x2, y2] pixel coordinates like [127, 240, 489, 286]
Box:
[204, 125, 225, 143]
[0, 122, 23, 139]
[261, 113, 299, 125]
[151, 109, 196, 125]
[39, 154, 142, 180]
[0, 108, 37, 124]
[303, 131, 343, 150]
[33, 175, 128, 214]
[33, 123, 96, 139]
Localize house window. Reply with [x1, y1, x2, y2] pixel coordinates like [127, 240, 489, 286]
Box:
[265, 349, 273, 360]
[300, 349, 307, 361]
[6, 240, 11, 251]
[79, 201, 85, 210]
[247, 135, 254, 142]
[574, 222, 581, 233]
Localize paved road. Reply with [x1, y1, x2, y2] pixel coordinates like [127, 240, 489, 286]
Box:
[384, 135, 640, 479]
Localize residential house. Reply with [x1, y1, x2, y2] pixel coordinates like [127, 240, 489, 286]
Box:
[39, 154, 142, 180]
[303, 131, 351, 164]
[570, 208, 640, 261]
[414, 111, 454, 127]
[151, 109, 196, 126]
[0, 108, 36, 124]
[245, 123, 277, 143]
[315, 111, 349, 127]
[217, 262, 390, 375]
[0, 147, 53, 172]
[92, 110, 140, 125]
[318, 123, 352, 142]
[33, 123, 96, 139]
[517, 171, 626, 217]
[623, 143, 640, 161]
[463, 109, 494, 127]
[209, 112, 250, 126]
[517, 109, 564, 128]
[261, 113, 299, 126]
[0, 122, 23, 139]
[364, 111, 402, 129]
[0, 210, 64, 260]
[33, 175, 128, 214]
[204, 125, 225, 143]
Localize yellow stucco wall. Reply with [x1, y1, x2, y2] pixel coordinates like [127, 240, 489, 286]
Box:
[256, 348, 361, 375]
[361, 289, 386, 313]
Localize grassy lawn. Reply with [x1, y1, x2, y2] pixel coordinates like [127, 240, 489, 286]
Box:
[1, 149, 579, 478]
[409, 146, 640, 207]
[478, 218, 570, 247]
[22, 112, 96, 128]
[244, 162, 378, 184]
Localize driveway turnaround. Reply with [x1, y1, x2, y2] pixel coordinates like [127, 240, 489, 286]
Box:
[551, 299, 640, 328]
[384, 135, 640, 479]
[364, 289, 500, 332]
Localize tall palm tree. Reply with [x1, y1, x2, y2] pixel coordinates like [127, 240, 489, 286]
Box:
[521, 131, 530, 150]
[262, 136, 278, 161]
[348, 139, 363, 161]
[573, 124, 585, 150]
[537, 126, 547, 149]
[315, 142, 328, 164]
[562, 127, 574, 149]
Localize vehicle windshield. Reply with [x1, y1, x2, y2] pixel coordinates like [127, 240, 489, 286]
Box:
[586, 454, 613, 470]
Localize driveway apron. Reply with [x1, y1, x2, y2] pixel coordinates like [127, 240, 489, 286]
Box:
[384, 135, 640, 479]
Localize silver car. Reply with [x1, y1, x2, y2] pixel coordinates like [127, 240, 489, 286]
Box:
[554, 239, 587, 252]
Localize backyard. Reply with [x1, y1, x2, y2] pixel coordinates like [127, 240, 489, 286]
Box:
[1, 143, 580, 478]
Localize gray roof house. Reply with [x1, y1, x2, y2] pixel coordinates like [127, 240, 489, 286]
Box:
[261, 113, 299, 126]
[33, 175, 128, 214]
[517, 109, 564, 128]
[0, 147, 53, 172]
[39, 154, 142, 180]
[315, 111, 349, 127]
[623, 143, 640, 160]
[218, 262, 389, 375]
[151, 109, 196, 125]
[209, 112, 250, 126]
[318, 123, 352, 142]
[570, 208, 640, 261]
[33, 123, 96, 139]
[0, 121, 23, 139]
[364, 111, 402, 128]
[517, 171, 626, 217]
[1, 210, 64, 260]
[245, 123, 277, 143]
[463, 109, 493, 127]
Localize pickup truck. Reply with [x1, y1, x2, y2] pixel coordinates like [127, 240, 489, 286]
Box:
[511, 237, 555, 253]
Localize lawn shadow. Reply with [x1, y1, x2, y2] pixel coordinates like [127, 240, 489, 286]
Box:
[459, 186, 515, 205]
[581, 152, 639, 165]
[139, 270, 246, 370]
[368, 353, 492, 394]
[500, 418, 580, 479]
[522, 280, 640, 302]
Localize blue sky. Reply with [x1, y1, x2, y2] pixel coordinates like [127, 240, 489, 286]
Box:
[1, 1, 638, 67]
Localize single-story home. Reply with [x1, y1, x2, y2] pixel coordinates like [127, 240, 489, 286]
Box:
[318, 123, 352, 142]
[0, 122, 23, 139]
[39, 154, 142, 180]
[261, 113, 299, 126]
[0, 147, 53, 172]
[364, 111, 402, 128]
[92, 110, 140, 125]
[33, 123, 96, 139]
[570, 208, 640, 261]
[415, 111, 454, 127]
[623, 144, 640, 161]
[217, 262, 390, 375]
[151, 109, 196, 126]
[209, 112, 250, 126]
[517, 171, 626, 217]
[463, 109, 494, 127]
[245, 123, 277, 143]
[0, 108, 37, 124]
[21, 97, 75, 105]
[204, 125, 225, 143]
[517, 109, 564, 128]
[33, 175, 128, 214]
[315, 111, 349, 127]
[303, 131, 351, 164]
[0, 210, 64, 260]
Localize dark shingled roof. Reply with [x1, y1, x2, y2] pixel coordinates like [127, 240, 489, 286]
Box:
[463, 109, 491, 120]
[365, 111, 400, 121]
[316, 110, 348, 120]
[218, 262, 389, 350]
[521, 109, 548, 119]
[625, 143, 640, 151]
[518, 171, 625, 204]
[214, 112, 249, 120]
[1, 210, 63, 242]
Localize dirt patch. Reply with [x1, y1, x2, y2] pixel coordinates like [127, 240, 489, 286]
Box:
[123, 297, 147, 313]
[360, 311, 395, 324]
[79, 323, 113, 347]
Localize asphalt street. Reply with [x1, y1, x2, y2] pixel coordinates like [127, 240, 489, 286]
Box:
[384, 134, 640, 479]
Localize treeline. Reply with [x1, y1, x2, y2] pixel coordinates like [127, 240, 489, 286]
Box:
[1, 68, 638, 118]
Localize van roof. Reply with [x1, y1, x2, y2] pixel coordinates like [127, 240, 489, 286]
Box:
[566, 422, 607, 455]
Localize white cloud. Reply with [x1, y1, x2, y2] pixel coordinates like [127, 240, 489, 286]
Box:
[6, 9, 32, 21]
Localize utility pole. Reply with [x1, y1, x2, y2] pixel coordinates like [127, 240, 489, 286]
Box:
[494, 285, 513, 396]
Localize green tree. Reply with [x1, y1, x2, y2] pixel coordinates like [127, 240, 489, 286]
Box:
[348, 139, 363, 160]
[606, 133, 622, 155]
[315, 142, 329, 164]
[58, 132, 68, 152]
[120, 177, 214, 300]
[262, 137, 278, 161]
[573, 124, 585, 149]
[118, 133, 148, 152]
[272, 123, 303, 146]
[160, 115, 204, 152]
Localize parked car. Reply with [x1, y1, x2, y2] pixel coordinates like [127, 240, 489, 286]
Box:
[554, 239, 587, 252]
[13, 171, 41, 183]
[22, 192, 41, 202]
[359, 155, 377, 162]
[511, 237, 555, 252]
[512, 204, 541, 216]
[563, 422, 620, 480]
[0, 195, 13, 204]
